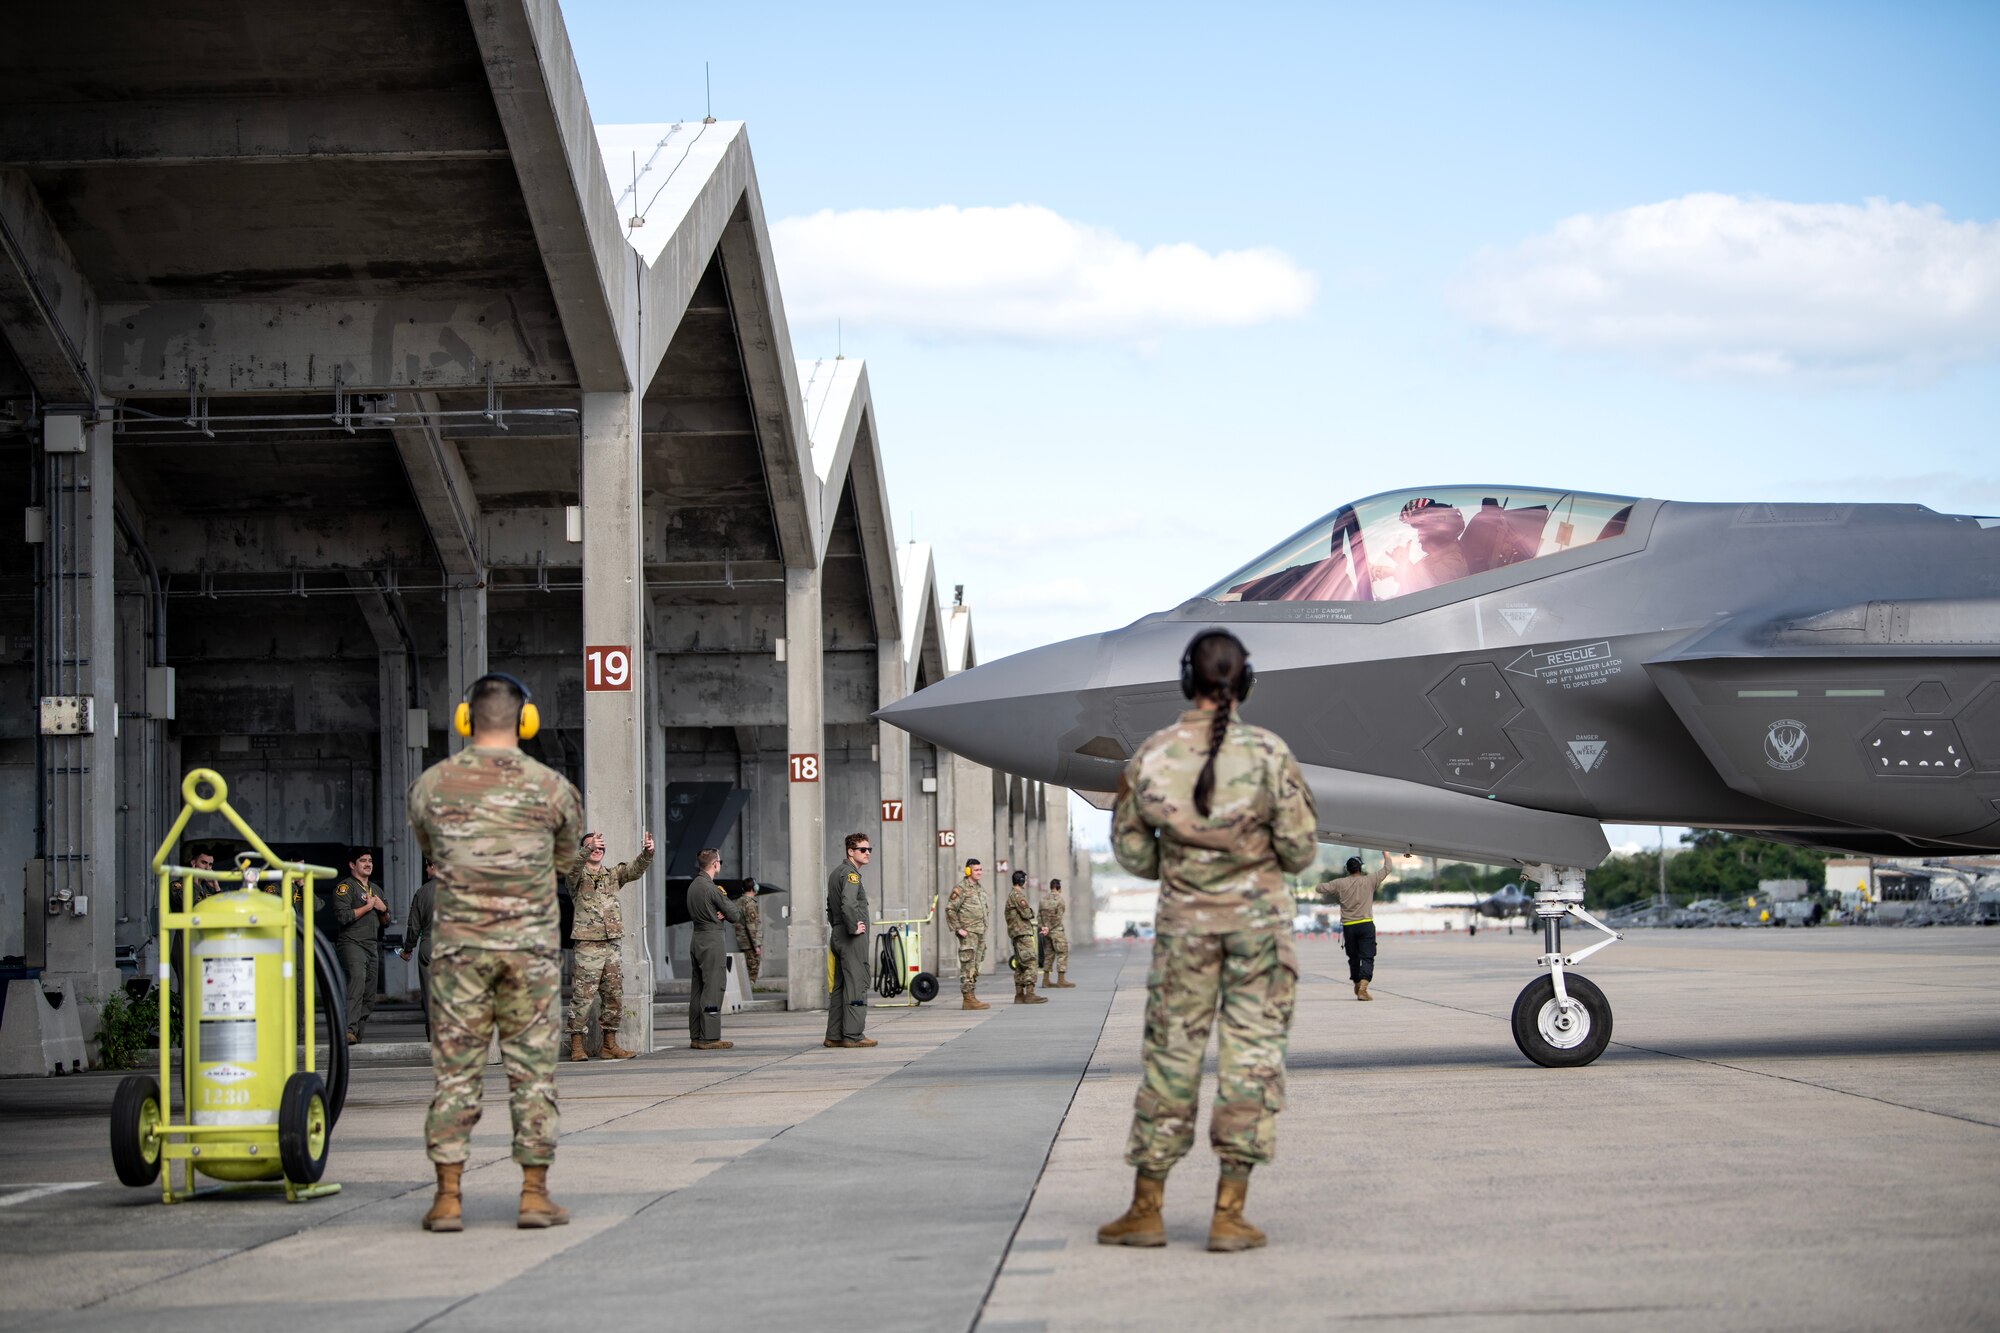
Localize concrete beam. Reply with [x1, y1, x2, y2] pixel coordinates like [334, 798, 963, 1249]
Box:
[464, 0, 632, 392]
[100, 297, 565, 394]
[803, 360, 899, 641]
[0, 170, 98, 402]
[716, 200, 817, 568]
[389, 392, 482, 576]
[0, 91, 510, 169]
[144, 512, 433, 574]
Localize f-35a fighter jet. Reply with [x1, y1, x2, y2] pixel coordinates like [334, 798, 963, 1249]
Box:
[878, 485, 2000, 1067]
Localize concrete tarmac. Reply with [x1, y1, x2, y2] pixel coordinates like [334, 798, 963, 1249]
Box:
[3, 930, 1997, 1331]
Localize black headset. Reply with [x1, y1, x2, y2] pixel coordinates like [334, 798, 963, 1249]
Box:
[1011, 870, 1027, 886]
[1345, 856, 1364, 876]
[455, 671, 541, 740]
[1179, 630, 1256, 702]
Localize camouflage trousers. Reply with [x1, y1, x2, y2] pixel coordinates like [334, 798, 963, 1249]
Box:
[1046, 927, 1070, 974]
[740, 945, 761, 985]
[427, 946, 561, 1167]
[956, 930, 986, 994]
[1010, 933, 1038, 993]
[1126, 930, 1297, 1172]
[566, 938, 623, 1033]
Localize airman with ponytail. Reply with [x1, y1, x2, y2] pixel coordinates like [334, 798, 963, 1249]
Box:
[1098, 630, 1318, 1253]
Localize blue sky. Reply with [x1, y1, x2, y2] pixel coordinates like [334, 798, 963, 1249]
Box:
[569, 3, 1999, 849]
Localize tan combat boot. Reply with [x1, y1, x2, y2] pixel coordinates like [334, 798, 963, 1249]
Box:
[599, 1030, 638, 1060]
[962, 991, 989, 1010]
[1356, 979, 1373, 1002]
[421, 1161, 464, 1233]
[516, 1165, 569, 1229]
[567, 1033, 589, 1062]
[1207, 1172, 1266, 1252]
[1097, 1170, 1168, 1247]
[1055, 971, 1075, 988]
[690, 1039, 734, 1050]
[842, 1036, 878, 1048]
[1015, 983, 1048, 1005]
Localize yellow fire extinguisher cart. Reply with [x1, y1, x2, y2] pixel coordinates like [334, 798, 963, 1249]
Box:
[110, 769, 344, 1203]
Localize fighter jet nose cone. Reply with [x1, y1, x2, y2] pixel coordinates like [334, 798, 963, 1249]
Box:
[875, 633, 1111, 783]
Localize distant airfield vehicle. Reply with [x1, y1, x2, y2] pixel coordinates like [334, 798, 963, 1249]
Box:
[880, 486, 2000, 1066]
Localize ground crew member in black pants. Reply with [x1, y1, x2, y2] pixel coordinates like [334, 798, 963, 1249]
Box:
[824, 833, 877, 1049]
[1318, 854, 1415, 1001]
[686, 847, 742, 1050]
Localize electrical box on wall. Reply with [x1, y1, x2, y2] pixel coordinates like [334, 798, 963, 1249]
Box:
[43, 414, 86, 453]
[145, 666, 176, 721]
[39, 696, 93, 735]
[921, 776, 938, 794]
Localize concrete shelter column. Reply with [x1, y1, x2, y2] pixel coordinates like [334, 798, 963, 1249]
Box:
[40, 413, 120, 1022]
[444, 580, 487, 755]
[785, 565, 826, 1012]
[376, 652, 420, 994]
[581, 389, 653, 1054]
[876, 640, 909, 919]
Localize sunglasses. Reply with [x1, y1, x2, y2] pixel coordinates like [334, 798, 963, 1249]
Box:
[853, 847, 873, 854]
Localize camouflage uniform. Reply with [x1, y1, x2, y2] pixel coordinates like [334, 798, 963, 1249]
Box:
[1038, 883, 1070, 981]
[561, 842, 653, 1036]
[1112, 706, 1317, 1172]
[686, 872, 743, 1043]
[733, 891, 763, 984]
[324, 874, 383, 1039]
[408, 745, 582, 1167]
[825, 862, 871, 1044]
[1004, 883, 1039, 997]
[944, 873, 988, 994]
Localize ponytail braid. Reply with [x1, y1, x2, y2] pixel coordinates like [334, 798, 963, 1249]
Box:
[1193, 690, 1233, 817]
[1184, 630, 1250, 817]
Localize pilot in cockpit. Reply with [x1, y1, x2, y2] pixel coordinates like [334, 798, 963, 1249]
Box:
[1375, 497, 1469, 594]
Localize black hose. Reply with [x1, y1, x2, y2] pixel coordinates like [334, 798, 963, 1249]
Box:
[875, 931, 905, 999]
[310, 928, 350, 1126]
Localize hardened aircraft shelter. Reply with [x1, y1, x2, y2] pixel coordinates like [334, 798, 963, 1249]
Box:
[0, 0, 1079, 1061]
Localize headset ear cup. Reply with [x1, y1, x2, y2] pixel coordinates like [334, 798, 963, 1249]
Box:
[1239, 661, 1256, 702]
[453, 702, 473, 738]
[517, 703, 541, 740]
[1179, 652, 1196, 700]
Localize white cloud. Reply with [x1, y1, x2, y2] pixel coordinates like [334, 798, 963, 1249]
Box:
[771, 204, 1315, 341]
[1459, 194, 2000, 380]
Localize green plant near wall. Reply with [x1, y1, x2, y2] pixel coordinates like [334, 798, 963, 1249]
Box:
[94, 985, 179, 1071]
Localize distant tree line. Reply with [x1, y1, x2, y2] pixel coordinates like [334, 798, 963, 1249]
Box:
[1283, 832, 1831, 911]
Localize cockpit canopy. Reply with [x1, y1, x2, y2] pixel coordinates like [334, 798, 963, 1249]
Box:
[1203, 487, 1637, 604]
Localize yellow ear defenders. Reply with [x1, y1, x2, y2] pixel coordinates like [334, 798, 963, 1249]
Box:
[454, 671, 541, 740]
[1179, 631, 1256, 702]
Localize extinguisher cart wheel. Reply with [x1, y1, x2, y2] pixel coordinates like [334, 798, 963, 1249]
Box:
[279, 1072, 331, 1185]
[110, 1074, 165, 1187]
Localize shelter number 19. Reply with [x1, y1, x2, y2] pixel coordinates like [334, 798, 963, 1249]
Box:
[584, 646, 631, 691]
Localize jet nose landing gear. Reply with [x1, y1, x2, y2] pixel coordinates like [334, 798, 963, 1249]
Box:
[1512, 866, 1620, 1068]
